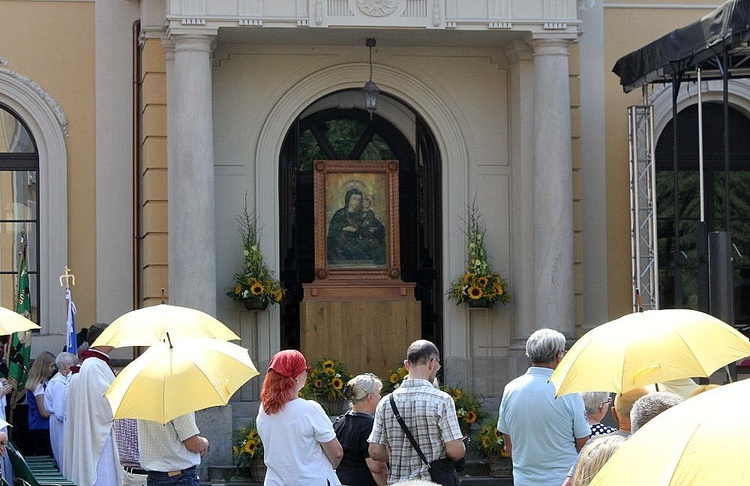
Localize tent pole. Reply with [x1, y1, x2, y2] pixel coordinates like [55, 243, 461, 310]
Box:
[672, 74, 683, 307]
[723, 49, 731, 234]
[697, 68, 709, 313]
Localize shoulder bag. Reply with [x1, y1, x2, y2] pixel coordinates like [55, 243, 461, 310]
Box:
[389, 394, 461, 486]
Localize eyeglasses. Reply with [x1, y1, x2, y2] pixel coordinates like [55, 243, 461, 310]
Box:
[431, 357, 441, 373]
[601, 396, 613, 407]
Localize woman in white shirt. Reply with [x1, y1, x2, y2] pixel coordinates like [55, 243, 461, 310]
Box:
[256, 350, 343, 485]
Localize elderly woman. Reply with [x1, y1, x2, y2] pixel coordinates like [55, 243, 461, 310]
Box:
[256, 349, 343, 485]
[44, 352, 77, 471]
[333, 374, 388, 486]
[581, 392, 616, 437]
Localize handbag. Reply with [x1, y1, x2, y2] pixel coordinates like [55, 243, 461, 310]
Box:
[389, 395, 461, 486]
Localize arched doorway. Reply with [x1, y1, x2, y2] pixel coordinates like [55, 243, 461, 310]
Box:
[278, 91, 443, 352]
[655, 102, 750, 325]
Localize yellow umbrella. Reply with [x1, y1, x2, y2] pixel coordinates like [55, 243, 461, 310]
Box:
[91, 303, 240, 348]
[590, 378, 750, 485]
[105, 336, 259, 424]
[550, 309, 750, 396]
[0, 306, 40, 334]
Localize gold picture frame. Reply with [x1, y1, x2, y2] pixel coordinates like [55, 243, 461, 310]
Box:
[312, 160, 402, 281]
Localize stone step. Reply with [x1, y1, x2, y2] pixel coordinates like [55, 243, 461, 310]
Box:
[201, 468, 514, 485]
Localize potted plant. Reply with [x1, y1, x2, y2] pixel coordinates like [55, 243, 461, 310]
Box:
[299, 357, 353, 416]
[474, 416, 512, 478]
[447, 198, 510, 309]
[226, 198, 285, 311]
[232, 421, 266, 482]
[441, 384, 487, 435]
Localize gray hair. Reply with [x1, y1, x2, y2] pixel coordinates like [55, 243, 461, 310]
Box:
[630, 391, 683, 433]
[345, 373, 382, 403]
[582, 391, 611, 415]
[525, 328, 566, 364]
[55, 351, 78, 368]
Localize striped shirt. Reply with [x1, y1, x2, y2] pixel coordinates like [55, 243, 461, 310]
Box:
[369, 378, 462, 483]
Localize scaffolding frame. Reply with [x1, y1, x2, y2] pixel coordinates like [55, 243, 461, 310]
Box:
[628, 105, 659, 311]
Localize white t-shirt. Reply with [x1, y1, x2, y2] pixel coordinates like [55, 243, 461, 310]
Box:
[257, 398, 340, 486]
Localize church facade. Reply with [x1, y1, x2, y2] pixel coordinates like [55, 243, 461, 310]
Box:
[2, 0, 741, 424]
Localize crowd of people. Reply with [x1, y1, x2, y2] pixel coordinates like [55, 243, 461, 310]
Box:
[1, 323, 209, 486]
[0, 326, 723, 486]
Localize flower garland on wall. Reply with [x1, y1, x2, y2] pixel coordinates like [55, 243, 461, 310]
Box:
[226, 197, 285, 310]
[447, 198, 510, 309]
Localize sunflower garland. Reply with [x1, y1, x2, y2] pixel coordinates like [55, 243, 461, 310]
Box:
[441, 384, 487, 429]
[232, 421, 264, 466]
[226, 197, 285, 308]
[447, 198, 510, 308]
[299, 357, 353, 402]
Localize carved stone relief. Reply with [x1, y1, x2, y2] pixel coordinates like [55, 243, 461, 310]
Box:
[356, 0, 399, 17]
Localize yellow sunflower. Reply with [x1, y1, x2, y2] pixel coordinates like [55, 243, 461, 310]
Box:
[332, 377, 344, 390]
[274, 289, 283, 302]
[461, 272, 474, 284]
[234, 283, 242, 295]
[246, 276, 257, 285]
[453, 388, 463, 398]
[390, 373, 400, 384]
[250, 282, 265, 295]
[495, 284, 504, 296]
[465, 411, 478, 424]
[478, 276, 489, 287]
[243, 441, 254, 454]
[314, 379, 323, 388]
[468, 286, 483, 299]
[322, 359, 335, 369]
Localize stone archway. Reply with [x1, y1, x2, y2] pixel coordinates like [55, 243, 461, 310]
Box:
[254, 62, 471, 368]
[0, 66, 68, 338]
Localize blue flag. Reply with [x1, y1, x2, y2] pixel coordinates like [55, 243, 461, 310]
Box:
[65, 287, 77, 353]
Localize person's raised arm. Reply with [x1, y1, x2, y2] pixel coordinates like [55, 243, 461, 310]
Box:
[320, 437, 343, 468]
[183, 434, 209, 458]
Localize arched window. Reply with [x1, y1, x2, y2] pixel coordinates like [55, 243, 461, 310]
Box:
[0, 104, 39, 320]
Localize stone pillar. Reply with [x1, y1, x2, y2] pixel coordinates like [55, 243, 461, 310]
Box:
[505, 40, 537, 353]
[530, 38, 575, 339]
[168, 34, 217, 314]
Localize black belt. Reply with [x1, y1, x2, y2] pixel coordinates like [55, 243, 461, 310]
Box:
[123, 466, 148, 475]
[146, 465, 196, 477]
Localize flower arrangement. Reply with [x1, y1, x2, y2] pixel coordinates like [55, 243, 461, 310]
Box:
[441, 384, 487, 429]
[232, 421, 264, 467]
[226, 198, 284, 309]
[447, 198, 510, 308]
[382, 361, 409, 394]
[299, 357, 353, 402]
[474, 416, 509, 458]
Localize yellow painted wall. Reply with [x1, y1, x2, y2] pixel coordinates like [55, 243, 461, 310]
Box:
[139, 39, 168, 307]
[0, 2, 97, 327]
[604, 1, 720, 317]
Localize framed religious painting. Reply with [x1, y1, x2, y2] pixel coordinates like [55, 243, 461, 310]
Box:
[312, 160, 402, 282]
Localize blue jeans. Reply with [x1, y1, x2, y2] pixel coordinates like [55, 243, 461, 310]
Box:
[146, 468, 199, 486]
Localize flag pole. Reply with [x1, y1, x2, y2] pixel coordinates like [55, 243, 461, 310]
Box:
[7, 225, 33, 436]
[60, 267, 77, 353]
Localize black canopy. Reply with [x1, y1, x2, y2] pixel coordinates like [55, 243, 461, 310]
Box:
[613, 0, 750, 92]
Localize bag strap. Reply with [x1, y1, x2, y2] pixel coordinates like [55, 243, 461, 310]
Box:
[389, 394, 431, 468]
